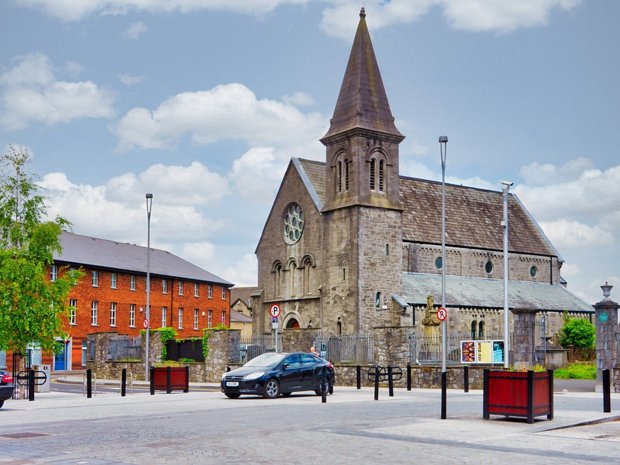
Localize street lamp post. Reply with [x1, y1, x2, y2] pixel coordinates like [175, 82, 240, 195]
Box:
[145, 193, 153, 381]
[439, 136, 448, 420]
[501, 181, 512, 369]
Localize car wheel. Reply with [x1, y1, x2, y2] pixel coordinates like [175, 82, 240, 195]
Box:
[315, 379, 331, 396]
[225, 393, 240, 399]
[281, 392, 292, 397]
[263, 379, 280, 399]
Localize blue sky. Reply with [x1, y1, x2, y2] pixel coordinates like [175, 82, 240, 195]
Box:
[1, 0, 618, 305]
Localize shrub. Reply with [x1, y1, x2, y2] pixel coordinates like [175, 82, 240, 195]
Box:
[559, 318, 595, 349]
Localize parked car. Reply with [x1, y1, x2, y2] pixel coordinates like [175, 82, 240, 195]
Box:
[221, 352, 335, 399]
[0, 370, 14, 409]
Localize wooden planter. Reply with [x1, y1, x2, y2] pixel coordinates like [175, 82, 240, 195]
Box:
[483, 369, 553, 423]
[150, 366, 190, 394]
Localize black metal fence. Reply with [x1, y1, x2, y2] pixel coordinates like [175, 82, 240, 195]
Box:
[166, 339, 204, 362]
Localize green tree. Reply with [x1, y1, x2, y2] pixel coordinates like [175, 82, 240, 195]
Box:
[559, 317, 596, 349]
[0, 145, 81, 355]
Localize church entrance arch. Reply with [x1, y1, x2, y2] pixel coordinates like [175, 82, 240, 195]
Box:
[285, 318, 300, 329]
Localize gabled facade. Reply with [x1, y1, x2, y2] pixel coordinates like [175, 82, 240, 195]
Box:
[253, 9, 592, 341]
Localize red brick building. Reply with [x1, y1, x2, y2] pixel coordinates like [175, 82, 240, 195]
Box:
[46, 231, 233, 371]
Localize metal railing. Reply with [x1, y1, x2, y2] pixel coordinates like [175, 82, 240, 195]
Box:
[230, 335, 282, 364]
[313, 335, 374, 364]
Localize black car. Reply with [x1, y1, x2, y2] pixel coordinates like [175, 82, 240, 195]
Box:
[221, 352, 335, 399]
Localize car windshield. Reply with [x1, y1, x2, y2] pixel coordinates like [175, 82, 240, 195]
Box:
[243, 353, 287, 368]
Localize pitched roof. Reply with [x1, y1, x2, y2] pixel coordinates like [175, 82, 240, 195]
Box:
[55, 231, 233, 286]
[231, 286, 259, 307]
[321, 8, 402, 141]
[401, 273, 593, 312]
[400, 177, 559, 257]
[231, 309, 252, 323]
[296, 158, 558, 257]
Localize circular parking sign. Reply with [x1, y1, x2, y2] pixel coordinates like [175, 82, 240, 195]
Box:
[270, 304, 281, 318]
[143, 319, 149, 328]
[437, 307, 447, 321]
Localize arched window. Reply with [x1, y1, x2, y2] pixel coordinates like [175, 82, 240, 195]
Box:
[337, 161, 342, 193]
[370, 159, 376, 190]
[471, 320, 477, 339]
[337, 320, 342, 335]
[345, 160, 350, 190]
[478, 321, 485, 339]
[379, 159, 385, 191]
[274, 263, 283, 298]
[289, 260, 297, 297]
[375, 291, 382, 310]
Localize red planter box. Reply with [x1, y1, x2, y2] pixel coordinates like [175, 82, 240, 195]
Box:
[483, 369, 553, 423]
[150, 366, 189, 394]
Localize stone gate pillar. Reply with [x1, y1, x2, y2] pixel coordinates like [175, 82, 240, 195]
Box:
[594, 282, 619, 392]
[511, 308, 537, 369]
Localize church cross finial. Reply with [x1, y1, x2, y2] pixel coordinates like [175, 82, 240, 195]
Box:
[360, 7, 366, 18]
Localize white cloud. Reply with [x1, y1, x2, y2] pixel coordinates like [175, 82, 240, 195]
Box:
[0, 53, 114, 130]
[112, 82, 326, 153]
[282, 91, 316, 107]
[16, 0, 310, 21]
[123, 21, 147, 39]
[222, 253, 258, 287]
[230, 147, 288, 203]
[539, 219, 613, 248]
[441, 0, 582, 33]
[118, 74, 143, 86]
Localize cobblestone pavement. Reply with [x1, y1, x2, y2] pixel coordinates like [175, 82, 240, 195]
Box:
[0, 387, 618, 464]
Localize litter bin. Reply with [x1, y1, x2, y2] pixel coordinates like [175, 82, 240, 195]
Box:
[33, 365, 51, 393]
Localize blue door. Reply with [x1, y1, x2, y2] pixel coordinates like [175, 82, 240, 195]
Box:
[54, 341, 68, 371]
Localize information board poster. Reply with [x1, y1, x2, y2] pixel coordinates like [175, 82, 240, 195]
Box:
[460, 339, 504, 364]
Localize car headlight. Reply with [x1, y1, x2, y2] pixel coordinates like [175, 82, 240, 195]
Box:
[221, 373, 227, 380]
[243, 371, 265, 381]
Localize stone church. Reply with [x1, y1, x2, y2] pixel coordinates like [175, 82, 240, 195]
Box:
[253, 9, 592, 345]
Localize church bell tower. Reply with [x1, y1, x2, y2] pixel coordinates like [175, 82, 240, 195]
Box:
[320, 8, 405, 334]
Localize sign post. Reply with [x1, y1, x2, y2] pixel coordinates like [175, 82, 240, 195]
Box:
[270, 304, 281, 352]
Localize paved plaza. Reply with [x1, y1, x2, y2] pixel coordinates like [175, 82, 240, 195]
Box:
[0, 384, 619, 464]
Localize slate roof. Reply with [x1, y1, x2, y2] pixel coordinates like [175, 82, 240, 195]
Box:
[295, 158, 558, 257]
[321, 8, 402, 141]
[231, 310, 252, 323]
[230, 286, 259, 308]
[55, 231, 233, 286]
[401, 273, 593, 312]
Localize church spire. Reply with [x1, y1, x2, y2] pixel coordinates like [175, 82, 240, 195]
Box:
[321, 8, 403, 142]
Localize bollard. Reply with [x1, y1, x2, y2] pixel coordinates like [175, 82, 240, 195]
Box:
[356, 365, 361, 390]
[86, 368, 92, 399]
[121, 368, 127, 397]
[464, 365, 469, 393]
[28, 369, 35, 402]
[406, 364, 412, 391]
[150, 366, 155, 395]
[388, 366, 394, 397]
[321, 366, 327, 404]
[374, 365, 379, 401]
[603, 369, 611, 413]
[441, 370, 447, 419]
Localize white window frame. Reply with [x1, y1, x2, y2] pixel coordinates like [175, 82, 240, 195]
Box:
[194, 283, 199, 297]
[129, 304, 136, 328]
[178, 281, 184, 296]
[208, 285, 213, 299]
[178, 308, 184, 329]
[161, 307, 167, 327]
[110, 272, 117, 289]
[193, 309, 199, 330]
[162, 279, 168, 294]
[92, 271, 99, 287]
[110, 302, 117, 327]
[221, 311, 227, 324]
[50, 264, 58, 282]
[91, 301, 98, 326]
[130, 275, 136, 291]
[207, 310, 213, 328]
[69, 299, 77, 325]
[221, 287, 226, 300]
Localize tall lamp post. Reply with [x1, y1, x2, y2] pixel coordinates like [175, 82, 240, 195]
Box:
[439, 136, 448, 419]
[145, 193, 153, 381]
[501, 181, 512, 369]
